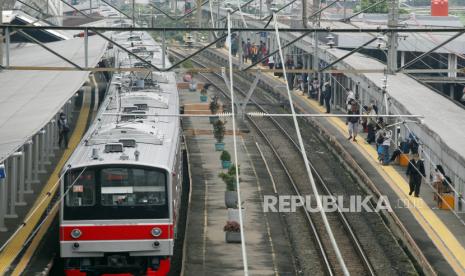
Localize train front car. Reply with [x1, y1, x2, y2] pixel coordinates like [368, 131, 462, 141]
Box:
[60, 30, 181, 276]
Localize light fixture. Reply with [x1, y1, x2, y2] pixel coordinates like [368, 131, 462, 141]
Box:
[151, 227, 162, 237]
[71, 229, 82, 239]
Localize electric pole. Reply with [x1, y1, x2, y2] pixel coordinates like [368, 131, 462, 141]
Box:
[312, 0, 320, 73]
[387, 0, 399, 74]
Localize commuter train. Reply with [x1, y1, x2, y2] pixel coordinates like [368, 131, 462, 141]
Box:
[60, 29, 182, 276]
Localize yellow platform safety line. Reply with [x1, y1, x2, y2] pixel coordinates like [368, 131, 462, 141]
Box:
[0, 90, 91, 275]
[292, 90, 465, 275]
[203, 47, 465, 273]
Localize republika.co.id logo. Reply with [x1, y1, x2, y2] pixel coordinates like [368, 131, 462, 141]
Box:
[263, 195, 393, 213]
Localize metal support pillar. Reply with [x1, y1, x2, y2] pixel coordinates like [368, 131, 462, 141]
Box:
[400, 51, 405, 67]
[162, 30, 166, 69]
[17, 149, 26, 206]
[33, 134, 41, 182]
[6, 154, 20, 218]
[5, 27, 10, 67]
[0, 160, 8, 231]
[85, 29, 89, 68]
[44, 124, 52, 164]
[387, 0, 399, 74]
[132, 0, 135, 26]
[47, 122, 55, 159]
[39, 129, 47, 173]
[0, 176, 7, 231]
[448, 53, 457, 78]
[52, 118, 59, 150]
[25, 140, 34, 193]
[0, 7, 3, 69]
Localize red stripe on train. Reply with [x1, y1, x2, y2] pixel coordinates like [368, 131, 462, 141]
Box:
[60, 224, 173, 241]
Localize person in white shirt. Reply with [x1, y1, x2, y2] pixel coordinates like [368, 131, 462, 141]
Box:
[346, 90, 355, 110]
[268, 55, 275, 69]
[432, 165, 446, 205]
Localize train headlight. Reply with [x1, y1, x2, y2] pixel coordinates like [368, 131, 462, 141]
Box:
[71, 228, 82, 239]
[151, 227, 162, 237]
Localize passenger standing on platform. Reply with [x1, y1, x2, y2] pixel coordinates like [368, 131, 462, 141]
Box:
[260, 42, 268, 65]
[366, 105, 377, 144]
[376, 130, 385, 162]
[323, 82, 332, 113]
[346, 104, 359, 142]
[346, 89, 355, 110]
[382, 131, 391, 165]
[268, 55, 275, 69]
[432, 165, 446, 205]
[406, 154, 425, 197]
[311, 77, 319, 99]
[231, 34, 238, 57]
[285, 57, 295, 90]
[242, 41, 248, 62]
[319, 82, 326, 106]
[58, 112, 70, 149]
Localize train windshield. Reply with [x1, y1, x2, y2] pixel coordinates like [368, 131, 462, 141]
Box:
[101, 168, 166, 206]
[63, 166, 169, 220]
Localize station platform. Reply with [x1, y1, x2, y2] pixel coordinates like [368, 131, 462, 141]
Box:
[0, 88, 92, 275]
[209, 47, 465, 275]
[180, 83, 296, 275]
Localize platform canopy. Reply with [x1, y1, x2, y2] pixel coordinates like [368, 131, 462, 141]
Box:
[0, 36, 107, 162]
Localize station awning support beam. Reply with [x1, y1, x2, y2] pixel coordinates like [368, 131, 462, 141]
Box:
[17, 30, 83, 70]
[319, 36, 379, 72]
[398, 30, 465, 72]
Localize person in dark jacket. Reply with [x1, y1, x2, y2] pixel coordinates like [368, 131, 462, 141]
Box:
[323, 82, 332, 113]
[346, 104, 359, 142]
[406, 154, 425, 197]
[58, 112, 70, 149]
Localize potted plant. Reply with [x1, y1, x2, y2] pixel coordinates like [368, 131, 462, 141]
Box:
[213, 119, 226, 151]
[219, 164, 240, 208]
[209, 95, 220, 124]
[220, 150, 232, 169]
[223, 221, 241, 243]
[200, 86, 208, 102]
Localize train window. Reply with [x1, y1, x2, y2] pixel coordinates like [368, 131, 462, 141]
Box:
[65, 170, 95, 207]
[101, 168, 166, 206]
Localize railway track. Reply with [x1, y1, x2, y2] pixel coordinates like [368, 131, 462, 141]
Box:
[169, 48, 384, 275]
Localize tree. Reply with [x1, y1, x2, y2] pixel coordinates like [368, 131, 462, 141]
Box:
[354, 0, 389, 13]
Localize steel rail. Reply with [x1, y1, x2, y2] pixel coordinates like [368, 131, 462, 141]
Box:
[170, 48, 376, 276]
[170, 49, 333, 275]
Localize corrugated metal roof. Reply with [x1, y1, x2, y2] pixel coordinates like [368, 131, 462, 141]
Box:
[0, 36, 107, 162]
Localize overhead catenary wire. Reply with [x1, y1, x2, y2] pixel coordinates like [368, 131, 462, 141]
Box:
[271, 11, 350, 276]
[227, 10, 249, 276]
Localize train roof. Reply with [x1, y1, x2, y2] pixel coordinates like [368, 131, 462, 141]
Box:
[64, 31, 180, 173]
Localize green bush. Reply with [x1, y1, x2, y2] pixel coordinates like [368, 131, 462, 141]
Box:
[220, 150, 231, 162]
[213, 119, 226, 143]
